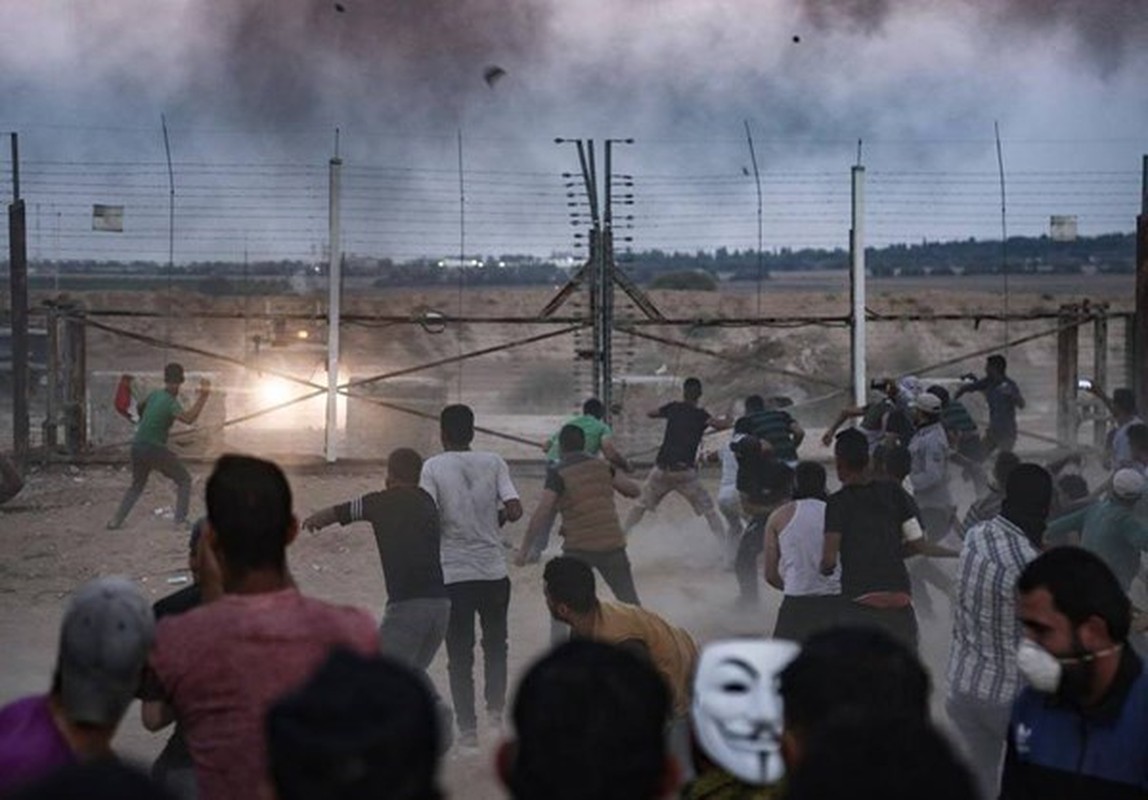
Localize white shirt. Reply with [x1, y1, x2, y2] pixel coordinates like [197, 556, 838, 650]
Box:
[420, 450, 520, 584]
[717, 440, 739, 494]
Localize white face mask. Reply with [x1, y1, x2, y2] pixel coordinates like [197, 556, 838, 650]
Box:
[691, 640, 801, 786]
[1016, 639, 1063, 693]
[1016, 638, 1122, 695]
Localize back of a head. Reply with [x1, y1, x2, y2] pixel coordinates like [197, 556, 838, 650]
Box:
[884, 446, 911, 482]
[163, 362, 184, 385]
[205, 454, 293, 577]
[765, 461, 796, 498]
[785, 714, 975, 800]
[744, 394, 765, 414]
[1001, 463, 1053, 523]
[683, 377, 702, 401]
[582, 398, 605, 419]
[778, 626, 929, 741]
[992, 451, 1022, 489]
[733, 417, 754, 436]
[387, 448, 423, 485]
[56, 577, 155, 729]
[793, 461, 827, 501]
[10, 759, 175, 800]
[543, 556, 597, 614]
[833, 429, 869, 473]
[267, 649, 441, 800]
[1018, 547, 1131, 643]
[1056, 473, 1089, 503]
[507, 640, 670, 800]
[987, 354, 1007, 374]
[439, 404, 475, 447]
[558, 424, 586, 455]
[1113, 388, 1137, 415]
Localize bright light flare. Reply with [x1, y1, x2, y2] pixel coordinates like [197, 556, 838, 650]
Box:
[257, 376, 295, 407]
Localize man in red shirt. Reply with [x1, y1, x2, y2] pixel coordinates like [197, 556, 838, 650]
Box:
[141, 455, 378, 800]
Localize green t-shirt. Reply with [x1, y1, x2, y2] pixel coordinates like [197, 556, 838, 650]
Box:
[135, 389, 183, 447]
[545, 414, 612, 462]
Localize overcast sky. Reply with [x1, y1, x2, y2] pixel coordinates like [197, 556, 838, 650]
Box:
[1, 0, 1145, 263]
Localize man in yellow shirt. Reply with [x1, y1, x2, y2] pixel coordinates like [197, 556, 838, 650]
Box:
[543, 556, 697, 716]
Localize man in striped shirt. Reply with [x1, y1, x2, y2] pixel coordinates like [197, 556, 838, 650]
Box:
[741, 394, 804, 466]
[945, 463, 1053, 800]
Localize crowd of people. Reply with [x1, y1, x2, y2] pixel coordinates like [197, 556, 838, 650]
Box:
[3, 356, 1148, 800]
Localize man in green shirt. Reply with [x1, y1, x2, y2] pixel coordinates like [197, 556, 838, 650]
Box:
[1044, 468, 1148, 592]
[107, 363, 211, 530]
[525, 398, 630, 562]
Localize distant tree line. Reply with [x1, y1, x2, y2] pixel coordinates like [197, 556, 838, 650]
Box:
[12, 233, 1135, 293]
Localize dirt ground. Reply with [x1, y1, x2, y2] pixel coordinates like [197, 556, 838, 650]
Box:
[0, 272, 1136, 795]
[0, 455, 978, 798]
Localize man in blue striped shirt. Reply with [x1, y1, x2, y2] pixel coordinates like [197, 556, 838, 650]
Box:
[946, 463, 1053, 800]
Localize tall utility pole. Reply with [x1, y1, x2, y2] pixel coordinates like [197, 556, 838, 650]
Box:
[850, 158, 867, 408]
[556, 138, 635, 418]
[325, 137, 343, 463]
[1136, 155, 1148, 414]
[8, 132, 30, 463]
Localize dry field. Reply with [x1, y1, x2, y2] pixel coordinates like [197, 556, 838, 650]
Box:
[0, 273, 1135, 796]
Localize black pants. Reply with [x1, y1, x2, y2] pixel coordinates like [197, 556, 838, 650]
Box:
[563, 547, 641, 606]
[444, 578, 510, 734]
[110, 442, 191, 527]
[735, 516, 768, 604]
[773, 594, 844, 642]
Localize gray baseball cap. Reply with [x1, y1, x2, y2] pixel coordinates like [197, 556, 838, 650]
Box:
[57, 577, 155, 727]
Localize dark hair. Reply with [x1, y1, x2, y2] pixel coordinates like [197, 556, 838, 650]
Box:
[267, 649, 442, 800]
[582, 398, 605, 419]
[925, 385, 950, 407]
[992, 451, 1022, 489]
[1056, 473, 1089, 502]
[543, 556, 598, 614]
[684, 378, 702, 398]
[785, 714, 976, 800]
[999, 463, 1053, 546]
[1017, 547, 1131, 642]
[1113, 388, 1137, 415]
[387, 448, 423, 485]
[558, 424, 586, 454]
[884, 446, 912, 482]
[1127, 423, 1148, 453]
[744, 395, 766, 414]
[440, 404, 475, 447]
[793, 461, 827, 501]
[163, 362, 185, 385]
[834, 429, 870, 471]
[734, 417, 754, 435]
[778, 626, 930, 737]
[507, 641, 670, 800]
[765, 461, 795, 497]
[206, 454, 293, 576]
[987, 354, 1007, 373]
[9, 759, 175, 800]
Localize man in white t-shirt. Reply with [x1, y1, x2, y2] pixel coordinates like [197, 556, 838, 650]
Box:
[420, 404, 522, 750]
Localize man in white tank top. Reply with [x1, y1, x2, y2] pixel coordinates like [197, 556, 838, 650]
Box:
[764, 462, 842, 642]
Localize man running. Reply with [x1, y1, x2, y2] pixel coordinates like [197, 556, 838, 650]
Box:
[955, 355, 1025, 456]
[107, 363, 210, 530]
[624, 377, 729, 542]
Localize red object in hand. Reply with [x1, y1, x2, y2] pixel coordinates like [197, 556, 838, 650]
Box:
[114, 374, 135, 421]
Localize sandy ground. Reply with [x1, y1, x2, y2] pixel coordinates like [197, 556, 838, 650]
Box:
[0, 274, 1135, 794]
[0, 455, 978, 798]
